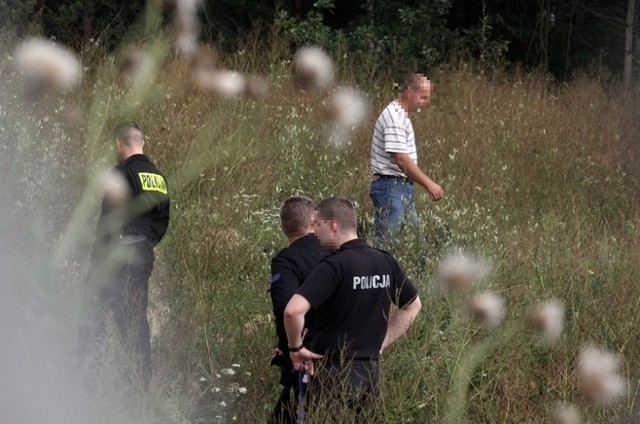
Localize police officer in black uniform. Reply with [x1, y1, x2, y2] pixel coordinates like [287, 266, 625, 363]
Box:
[78, 120, 170, 391]
[268, 196, 327, 424]
[284, 197, 421, 422]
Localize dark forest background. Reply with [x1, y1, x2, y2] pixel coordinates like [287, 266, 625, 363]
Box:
[1, 0, 637, 80]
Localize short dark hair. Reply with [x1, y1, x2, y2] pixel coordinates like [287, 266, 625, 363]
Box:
[280, 196, 316, 237]
[317, 197, 357, 233]
[401, 73, 426, 92]
[112, 120, 143, 143]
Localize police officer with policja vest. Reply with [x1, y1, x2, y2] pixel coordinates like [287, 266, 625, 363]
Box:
[284, 197, 422, 421]
[78, 120, 170, 391]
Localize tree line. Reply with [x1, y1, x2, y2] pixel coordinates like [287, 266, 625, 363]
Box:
[1, 0, 637, 82]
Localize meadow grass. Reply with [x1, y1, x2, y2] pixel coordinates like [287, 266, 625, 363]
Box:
[1, 19, 639, 423]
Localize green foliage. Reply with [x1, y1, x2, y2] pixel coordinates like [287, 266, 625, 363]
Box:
[0, 0, 38, 33]
[2, 2, 640, 422]
[43, 0, 147, 49]
[456, 0, 510, 71]
[276, 0, 457, 75]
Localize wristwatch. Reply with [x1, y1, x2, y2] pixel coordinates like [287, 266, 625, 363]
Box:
[288, 344, 304, 352]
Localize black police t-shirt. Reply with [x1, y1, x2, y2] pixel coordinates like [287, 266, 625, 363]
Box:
[296, 238, 418, 360]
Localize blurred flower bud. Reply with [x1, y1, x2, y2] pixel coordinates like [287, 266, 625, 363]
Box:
[14, 38, 82, 94]
[293, 46, 334, 90]
[192, 69, 246, 99]
[118, 47, 153, 85]
[552, 404, 581, 424]
[173, 0, 201, 56]
[101, 169, 130, 206]
[327, 87, 370, 128]
[470, 292, 505, 329]
[438, 251, 491, 293]
[577, 344, 626, 404]
[525, 298, 565, 345]
[245, 75, 268, 99]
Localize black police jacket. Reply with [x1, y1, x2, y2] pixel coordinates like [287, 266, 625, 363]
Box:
[92, 154, 170, 262]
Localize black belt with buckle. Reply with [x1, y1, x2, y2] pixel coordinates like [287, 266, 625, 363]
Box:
[373, 173, 413, 184]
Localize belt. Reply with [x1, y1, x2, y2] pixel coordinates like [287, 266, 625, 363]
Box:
[373, 173, 413, 184]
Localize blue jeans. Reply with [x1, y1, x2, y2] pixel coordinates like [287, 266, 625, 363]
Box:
[369, 179, 418, 241]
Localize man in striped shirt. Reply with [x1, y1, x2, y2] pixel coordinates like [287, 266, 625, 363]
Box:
[369, 73, 444, 241]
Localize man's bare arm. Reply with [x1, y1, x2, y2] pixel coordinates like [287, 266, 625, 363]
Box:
[392, 152, 444, 200]
[381, 296, 422, 353]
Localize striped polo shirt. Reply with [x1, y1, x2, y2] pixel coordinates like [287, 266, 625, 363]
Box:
[370, 100, 417, 178]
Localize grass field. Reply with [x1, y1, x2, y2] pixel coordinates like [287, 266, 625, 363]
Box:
[1, 17, 639, 423]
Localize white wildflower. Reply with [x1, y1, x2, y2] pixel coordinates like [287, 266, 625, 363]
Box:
[221, 368, 236, 375]
[552, 404, 581, 424]
[118, 48, 153, 85]
[437, 251, 491, 293]
[219, 401, 227, 408]
[470, 292, 505, 329]
[176, 0, 201, 14]
[293, 46, 334, 89]
[525, 298, 565, 345]
[211, 387, 221, 393]
[101, 169, 130, 205]
[577, 344, 626, 404]
[238, 387, 247, 394]
[14, 38, 82, 93]
[327, 87, 370, 128]
[192, 69, 246, 99]
[231, 363, 241, 368]
[173, 0, 201, 56]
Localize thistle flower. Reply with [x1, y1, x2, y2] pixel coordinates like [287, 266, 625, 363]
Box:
[470, 292, 505, 329]
[192, 69, 246, 99]
[14, 38, 82, 93]
[101, 169, 130, 205]
[437, 251, 491, 293]
[245, 75, 268, 99]
[118, 47, 153, 85]
[525, 298, 565, 345]
[293, 46, 334, 90]
[552, 404, 581, 424]
[326, 87, 370, 128]
[175, 0, 200, 14]
[173, 0, 201, 56]
[577, 344, 626, 404]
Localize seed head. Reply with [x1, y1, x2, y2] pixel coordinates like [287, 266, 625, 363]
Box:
[118, 47, 153, 85]
[101, 169, 130, 205]
[577, 344, 626, 404]
[173, 0, 201, 56]
[438, 251, 491, 293]
[192, 69, 246, 99]
[14, 38, 82, 94]
[525, 298, 565, 345]
[245, 75, 268, 99]
[470, 292, 505, 329]
[552, 404, 581, 424]
[293, 46, 334, 90]
[326, 87, 370, 128]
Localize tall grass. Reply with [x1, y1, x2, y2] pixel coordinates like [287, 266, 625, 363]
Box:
[1, 15, 639, 423]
